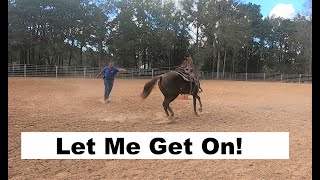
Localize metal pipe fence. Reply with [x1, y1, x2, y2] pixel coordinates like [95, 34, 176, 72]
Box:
[8, 64, 312, 83]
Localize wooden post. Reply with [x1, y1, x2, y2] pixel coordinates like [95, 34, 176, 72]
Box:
[299, 74, 302, 83]
[132, 68, 134, 79]
[24, 64, 26, 77]
[152, 69, 154, 79]
[138, 68, 140, 78]
[55, 66, 58, 78]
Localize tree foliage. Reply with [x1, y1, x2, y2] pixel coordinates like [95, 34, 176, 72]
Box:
[8, 0, 312, 74]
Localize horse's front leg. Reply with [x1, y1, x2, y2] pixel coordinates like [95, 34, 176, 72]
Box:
[193, 95, 198, 116]
[196, 95, 202, 112]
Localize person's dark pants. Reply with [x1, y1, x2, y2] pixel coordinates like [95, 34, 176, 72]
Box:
[104, 78, 114, 100]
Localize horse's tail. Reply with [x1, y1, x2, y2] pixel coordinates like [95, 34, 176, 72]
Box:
[141, 75, 162, 99]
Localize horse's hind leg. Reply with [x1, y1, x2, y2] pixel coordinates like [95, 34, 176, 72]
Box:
[196, 94, 202, 112]
[163, 95, 179, 119]
[163, 98, 170, 117]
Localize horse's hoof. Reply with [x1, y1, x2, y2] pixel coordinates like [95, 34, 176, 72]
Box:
[199, 107, 202, 112]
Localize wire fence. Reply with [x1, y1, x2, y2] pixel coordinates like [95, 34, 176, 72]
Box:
[8, 64, 312, 83]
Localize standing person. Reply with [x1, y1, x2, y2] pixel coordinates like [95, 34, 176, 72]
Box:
[96, 61, 126, 103]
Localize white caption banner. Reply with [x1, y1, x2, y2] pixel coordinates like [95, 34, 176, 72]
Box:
[21, 132, 289, 159]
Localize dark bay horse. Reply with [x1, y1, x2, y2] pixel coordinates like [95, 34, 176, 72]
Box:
[141, 71, 202, 120]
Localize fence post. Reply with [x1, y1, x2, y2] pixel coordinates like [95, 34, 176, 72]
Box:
[45, 66, 47, 76]
[55, 66, 58, 78]
[75, 67, 77, 77]
[13, 64, 15, 75]
[292, 74, 295, 82]
[138, 68, 140, 78]
[280, 74, 282, 82]
[264, 73, 265, 81]
[84, 67, 86, 78]
[299, 74, 302, 83]
[152, 69, 154, 79]
[245, 73, 248, 81]
[66, 66, 68, 76]
[24, 64, 26, 77]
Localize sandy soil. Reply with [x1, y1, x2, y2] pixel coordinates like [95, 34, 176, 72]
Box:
[8, 78, 312, 179]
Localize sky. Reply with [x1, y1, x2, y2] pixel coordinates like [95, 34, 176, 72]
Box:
[241, 0, 306, 19]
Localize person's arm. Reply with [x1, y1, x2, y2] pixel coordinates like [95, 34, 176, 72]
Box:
[117, 68, 126, 72]
[96, 68, 105, 78]
[96, 71, 102, 78]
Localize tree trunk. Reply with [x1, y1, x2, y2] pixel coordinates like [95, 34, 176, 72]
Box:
[258, 46, 263, 72]
[39, 54, 42, 65]
[80, 43, 83, 66]
[309, 58, 312, 74]
[309, 26, 312, 74]
[31, 48, 35, 64]
[23, 49, 27, 64]
[195, 22, 199, 68]
[223, 48, 227, 77]
[212, 46, 215, 79]
[143, 48, 146, 69]
[245, 46, 249, 73]
[168, 49, 171, 70]
[134, 52, 138, 68]
[232, 53, 235, 74]
[98, 40, 103, 67]
[69, 50, 72, 66]
[19, 49, 23, 64]
[27, 48, 30, 64]
[147, 51, 150, 69]
[308, 33, 312, 74]
[217, 50, 220, 80]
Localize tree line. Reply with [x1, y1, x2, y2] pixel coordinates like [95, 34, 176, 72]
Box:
[8, 0, 312, 74]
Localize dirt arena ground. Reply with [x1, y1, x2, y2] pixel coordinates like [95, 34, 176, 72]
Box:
[8, 77, 311, 179]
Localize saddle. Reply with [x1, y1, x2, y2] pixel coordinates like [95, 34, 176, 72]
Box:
[175, 67, 201, 95]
